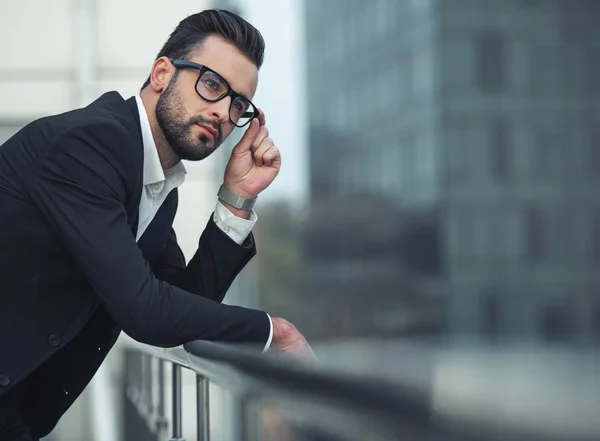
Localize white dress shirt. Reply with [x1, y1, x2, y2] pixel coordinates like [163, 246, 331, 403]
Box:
[134, 96, 273, 351]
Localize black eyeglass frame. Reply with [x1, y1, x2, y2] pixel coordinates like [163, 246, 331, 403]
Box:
[170, 59, 259, 127]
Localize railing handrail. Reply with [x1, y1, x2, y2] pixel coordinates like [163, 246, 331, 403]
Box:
[123, 338, 600, 441]
[183, 340, 431, 423]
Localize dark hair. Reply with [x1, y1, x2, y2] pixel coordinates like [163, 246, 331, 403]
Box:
[141, 9, 265, 90]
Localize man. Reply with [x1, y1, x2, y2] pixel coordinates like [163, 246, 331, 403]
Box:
[0, 9, 312, 441]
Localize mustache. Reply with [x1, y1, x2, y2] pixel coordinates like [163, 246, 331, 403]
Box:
[190, 116, 222, 141]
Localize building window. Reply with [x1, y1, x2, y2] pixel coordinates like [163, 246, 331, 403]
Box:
[533, 125, 568, 178]
[413, 49, 432, 96]
[475, 32, 506, 92]
[489, 118, 510, 181]
[547, 210, 571, 261]
[525, 205, 570, 262]
[525, 206, 544, 261]
[381, 143, 401, 192]
[482, 290, 501, 341]
[532, 39, 568, 94]
[457, 207, 476, 259]
[402, 137, 417, 192]
[541, 302, 575, 342]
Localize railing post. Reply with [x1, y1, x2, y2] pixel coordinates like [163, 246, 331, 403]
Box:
[156, 359, 168, 440]
[142, 353, 153, 415]
[170, 364, 185, 441]
[196, 375, 210, 441]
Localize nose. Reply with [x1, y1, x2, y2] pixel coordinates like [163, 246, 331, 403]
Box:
[208, 97, 231, 123]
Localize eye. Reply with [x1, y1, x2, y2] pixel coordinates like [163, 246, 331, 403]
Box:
[202, 78, 220, 91]
[232, 97, 250, 115]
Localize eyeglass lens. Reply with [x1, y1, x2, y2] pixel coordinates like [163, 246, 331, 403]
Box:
[196, 70, 255, 127]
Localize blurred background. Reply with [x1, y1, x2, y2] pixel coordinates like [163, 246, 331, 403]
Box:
[1, 0, 600, 439]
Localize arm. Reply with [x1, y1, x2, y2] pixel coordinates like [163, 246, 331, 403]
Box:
[152, 221, 255, 303]
[29, 121, 270, 348]
[153, 206, 275, 352]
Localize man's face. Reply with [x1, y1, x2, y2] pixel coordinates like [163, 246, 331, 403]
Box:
[155, 35, 259, 161]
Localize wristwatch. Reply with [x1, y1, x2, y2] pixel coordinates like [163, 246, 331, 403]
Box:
[217, 184, 257, 211]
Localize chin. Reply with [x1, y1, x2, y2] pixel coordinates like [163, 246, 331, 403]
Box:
[199, 133, 218, 146]
[178, 145, 216, 162]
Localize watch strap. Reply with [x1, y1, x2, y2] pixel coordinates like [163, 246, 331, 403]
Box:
[217, 184, 256, 211]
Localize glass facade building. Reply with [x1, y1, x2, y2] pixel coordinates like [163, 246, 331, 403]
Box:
[304, 0, 600, 341]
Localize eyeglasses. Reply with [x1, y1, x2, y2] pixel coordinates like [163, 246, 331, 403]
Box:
[170, 59, 259, 128]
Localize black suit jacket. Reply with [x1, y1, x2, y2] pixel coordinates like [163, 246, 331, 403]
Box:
[0, 92, 270, 436]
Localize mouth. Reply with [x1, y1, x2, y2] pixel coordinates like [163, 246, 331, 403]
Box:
[196, 124, 217, 140]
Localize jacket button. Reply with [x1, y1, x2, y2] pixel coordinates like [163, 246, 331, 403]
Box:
[48, 334, 61, 347]
[0, 374, 9, 387]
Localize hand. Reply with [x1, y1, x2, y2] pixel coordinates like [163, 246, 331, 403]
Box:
[270, 317, 315, 359]
[223, 110, 281, 200]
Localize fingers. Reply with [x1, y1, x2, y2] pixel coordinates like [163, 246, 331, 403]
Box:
[232, 109, 266, 155]
[270, 317, 315, 360]
[250, 124, 279, 167]
[253, 138, 281, 167]
[237, 114, 280, 168]
[257, 108, 266, 127]
[231, 118, 260, 154]
[280, 335, 316, 360]
[250, 126, 269, 156]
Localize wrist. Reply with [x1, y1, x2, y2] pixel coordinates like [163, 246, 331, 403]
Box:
[219, 199, 252, 220]
[223, 182, 257, 200]
[218, 184, 256, 219]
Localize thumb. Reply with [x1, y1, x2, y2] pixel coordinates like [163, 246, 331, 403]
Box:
[232, 119, 259, 155]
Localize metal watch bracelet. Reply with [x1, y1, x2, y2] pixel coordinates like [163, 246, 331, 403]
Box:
[217, 184, 256, 211]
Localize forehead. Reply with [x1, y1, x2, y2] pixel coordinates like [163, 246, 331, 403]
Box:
[187, 35, 259, 99]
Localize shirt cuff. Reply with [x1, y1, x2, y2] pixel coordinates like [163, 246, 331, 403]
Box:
[213, 200, 257, 245]
[263, 313, 273, 353]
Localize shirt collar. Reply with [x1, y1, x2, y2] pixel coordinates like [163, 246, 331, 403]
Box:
[134, 95, 186, 186]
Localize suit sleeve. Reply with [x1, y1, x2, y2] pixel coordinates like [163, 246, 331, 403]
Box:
[153, 224, 255, 303]
[29, 121, 270, 348]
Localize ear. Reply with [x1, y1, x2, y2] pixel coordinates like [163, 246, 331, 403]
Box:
[149, 56, 175, 93]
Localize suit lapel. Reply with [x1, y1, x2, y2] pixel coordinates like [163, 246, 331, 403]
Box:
[122, 96, 144, 237]
[119, 96, 177, 263]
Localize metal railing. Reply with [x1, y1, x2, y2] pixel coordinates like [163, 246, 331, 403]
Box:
[122, 340, 600, 441]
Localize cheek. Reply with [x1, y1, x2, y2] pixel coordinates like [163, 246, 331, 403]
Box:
[221, 124, 235, 140]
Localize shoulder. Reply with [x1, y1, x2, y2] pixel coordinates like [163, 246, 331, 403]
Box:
[58, 118, 130, 145]
[51, 118, 133, 167]
[52, 92, 141, 158]
[39, 117, 142, 200]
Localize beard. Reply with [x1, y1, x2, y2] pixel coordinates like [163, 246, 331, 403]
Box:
[155, 75, 223, 161]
